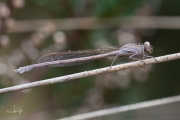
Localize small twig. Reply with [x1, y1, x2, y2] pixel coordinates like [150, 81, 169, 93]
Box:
[0, 53, 179, 94]
[57, 95, 180, 120]
[8, 16, 180, 33]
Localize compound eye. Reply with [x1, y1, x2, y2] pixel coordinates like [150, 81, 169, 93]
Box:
[144, 41, 150, 47]
[144, 41, 152, 54]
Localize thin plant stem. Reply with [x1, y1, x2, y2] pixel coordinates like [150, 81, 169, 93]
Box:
[0, 52, 179, 94]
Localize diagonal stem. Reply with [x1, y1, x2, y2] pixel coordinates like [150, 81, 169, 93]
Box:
[0, 52, 180, 94]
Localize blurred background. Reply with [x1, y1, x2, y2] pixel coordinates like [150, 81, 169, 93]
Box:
[0, 0, 180, 120]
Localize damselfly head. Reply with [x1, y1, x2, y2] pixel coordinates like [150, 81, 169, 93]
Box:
[144, 41, 153, 54]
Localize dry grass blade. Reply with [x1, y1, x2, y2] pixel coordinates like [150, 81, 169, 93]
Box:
[0, 53, 179, 94]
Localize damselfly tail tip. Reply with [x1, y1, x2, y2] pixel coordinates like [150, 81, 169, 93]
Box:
[14, 69, 21, 74]
[13, 66, 33, 74]
[14, 68, 24, 74]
